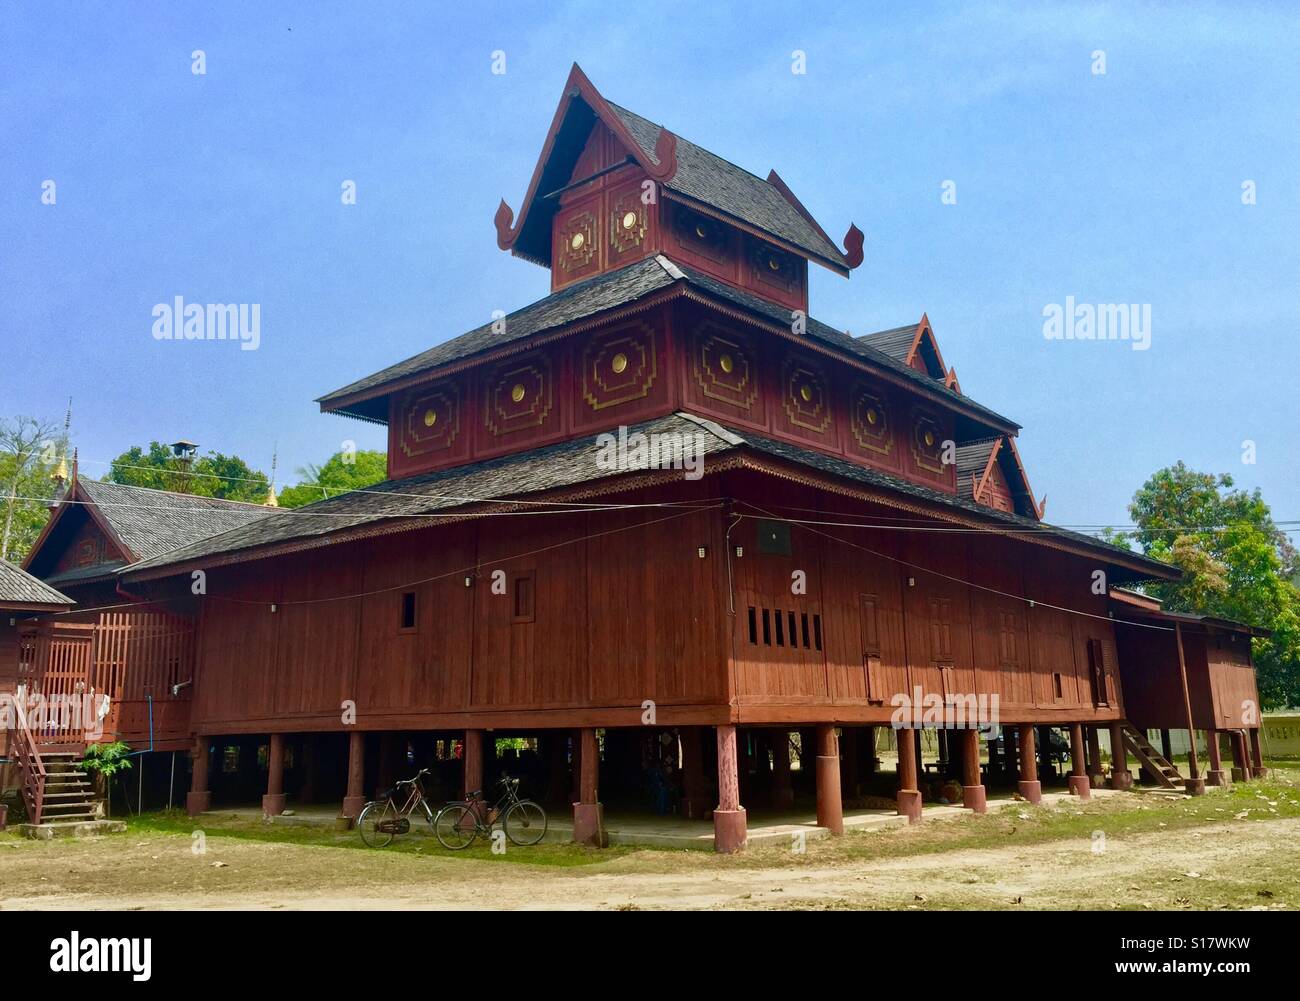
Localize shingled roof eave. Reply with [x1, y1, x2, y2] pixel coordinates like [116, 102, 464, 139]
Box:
[317, 258, 1020, 440]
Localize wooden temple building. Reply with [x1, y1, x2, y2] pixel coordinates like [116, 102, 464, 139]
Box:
[4, 65, 1270, 846]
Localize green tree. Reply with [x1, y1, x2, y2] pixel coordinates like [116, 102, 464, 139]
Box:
[277, 449, 386, 507]
[0, 415, 65, 561]
[1113, 462, 1300, 708]
[108, 442, 270, 503]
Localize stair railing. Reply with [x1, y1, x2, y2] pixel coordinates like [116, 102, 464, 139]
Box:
[11, 696, 47, 826]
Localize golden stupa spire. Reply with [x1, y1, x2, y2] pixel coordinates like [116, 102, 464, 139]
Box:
[265, 445, 279, 507]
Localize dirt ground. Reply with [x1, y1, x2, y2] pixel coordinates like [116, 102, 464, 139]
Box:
[2, 804, 1298, 911]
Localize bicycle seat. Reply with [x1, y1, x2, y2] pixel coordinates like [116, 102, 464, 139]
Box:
[467, 789, 483, 799]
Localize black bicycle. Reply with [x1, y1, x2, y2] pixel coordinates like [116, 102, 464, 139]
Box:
[433, 774, 547, 850]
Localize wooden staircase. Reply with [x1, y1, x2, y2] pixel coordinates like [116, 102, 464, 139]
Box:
[1120, 723, 1184, 789]
[10, 699, 102, 828]
[32, 748, 101, 826]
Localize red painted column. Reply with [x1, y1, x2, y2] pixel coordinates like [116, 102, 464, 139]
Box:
[1248, 729, 1267, 779]
[960, 727, 986, 813]
[572, 727, 606, 846]
[262, 733, 286, 817]
[770, 730, 794, 809]
[1067, 723, 1091, 801]
[462, 729, 483, 798]
[186, 738, 211, 817]
[1017, 724, 1041, 804]
[342, 731, 366, 820]
[896, 727, 922, 823]
[1086, 726, 1104, 786]
[1206, 729, 1227, 786]
[814, 724, 844, 834]
[713, 724, 747, 852]
[1108, 722, 1132, 790]
[1230, 730, 1249, 782]
[679, 727, 711, 820]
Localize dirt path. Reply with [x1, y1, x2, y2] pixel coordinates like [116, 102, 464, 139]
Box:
[3, 816, 1297, 910]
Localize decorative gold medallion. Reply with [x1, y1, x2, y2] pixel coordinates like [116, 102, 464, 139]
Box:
[622, 211, 637, 230]
[423, 409, 437, 427]
[511, 383, 526, 403]
[719, 353, 734, 374]
[611, 352, 628, 374]
[800, 384, 813, 402]
[570, 231, 585, 251]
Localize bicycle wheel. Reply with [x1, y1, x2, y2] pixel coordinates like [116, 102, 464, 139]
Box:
[434, 803, 478, 850]
[503, 800, 547, 846]
[357, 801, 395, 848]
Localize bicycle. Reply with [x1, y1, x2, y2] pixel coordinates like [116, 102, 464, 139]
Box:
[433, 773, 547, 850]
[356, 768, 437, 848]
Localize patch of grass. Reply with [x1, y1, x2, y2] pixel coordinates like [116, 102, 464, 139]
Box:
[124, 809, 632, 868]
[729, 761, 1300, 870]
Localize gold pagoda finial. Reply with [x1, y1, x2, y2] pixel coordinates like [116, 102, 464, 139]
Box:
[265, 445, 279, 507]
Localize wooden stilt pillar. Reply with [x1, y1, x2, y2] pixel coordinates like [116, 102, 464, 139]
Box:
[462, 729, 483, 799]
[679, 727, 711, 819]
[713, 724, 747, 852]
[1160, 729, 1174, 764]
[840, 727, 860, 798]
[571, 727, 606, 846]
[1017, 724, 1041, 803]
[543, 733, 569, 804]
[814, 724, 844, 834]
[1067, 723, 1091, 800]
[1248, 728, 1267, 779]
[299, 736, 320, 804]
[770, 730, 794, 810]
[1086, 725, 1104, 787]
[936, 729, 951, 776]
[374, 733, 399, 800]
[186, 738, 211, 816]
[1230, 730, 1249, 782]
[862, 726, 879, 774]
[1004, 726, 1019, 782]
[342, 731, 365, 820]
[1108, 722, 1132, 789]
[960, 728, 986, 812]
[262, 732, 286, 817]
[1206, 729, 1227, 786]
[1037, 725, 1053, 784]
[896, 727, 922, 823]
[1174, 624, 1206, 794]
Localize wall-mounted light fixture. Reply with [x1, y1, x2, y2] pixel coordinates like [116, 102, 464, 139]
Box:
[463, 574, 474, 588]
[734, 546, 744, 558]
[697, 546, 708, 559]
[907, 577, 915, 587]
[270, 603, 278, 613]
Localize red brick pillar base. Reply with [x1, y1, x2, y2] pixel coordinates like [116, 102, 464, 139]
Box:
[815, 724, 844, 834]
[713, 724, 747, 852]
[572, 727, 607, 847]
[186, 738, 211, 817]
[341, 731, 366, 821]
[262, 732, 286, 817]
[896, 727, 922, 823]
[1017, 724, 1042, 804]
[960, 728, 986, 813]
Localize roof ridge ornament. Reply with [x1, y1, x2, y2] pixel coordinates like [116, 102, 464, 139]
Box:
[842, 224, 865, 269]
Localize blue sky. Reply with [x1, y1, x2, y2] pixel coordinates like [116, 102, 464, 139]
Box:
[3, 1, 1296, 529]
